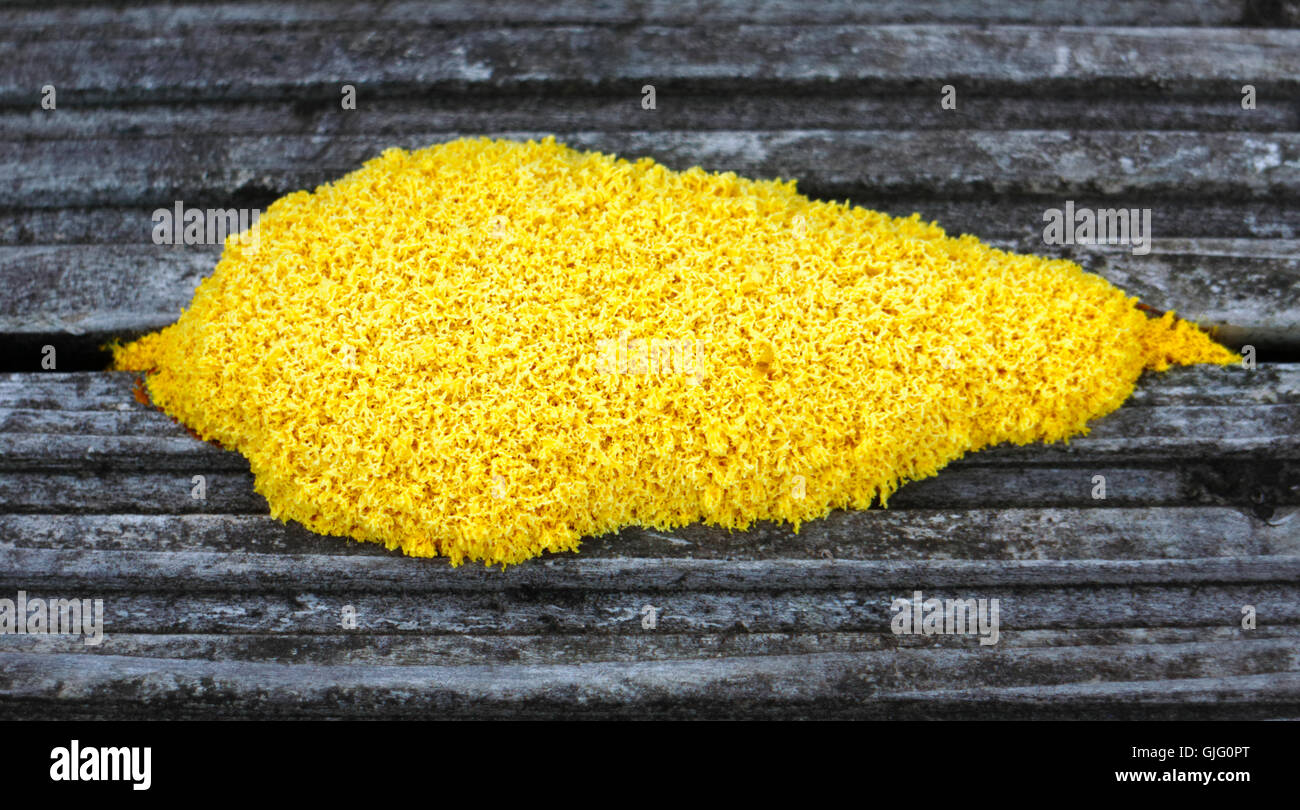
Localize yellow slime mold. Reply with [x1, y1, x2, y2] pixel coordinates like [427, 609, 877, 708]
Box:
[114, 137, 1237, 566]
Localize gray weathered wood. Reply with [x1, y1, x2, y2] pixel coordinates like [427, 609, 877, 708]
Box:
[0, 1, 1267, 33]
[1, 650, 1296, 719]
[5, 26, 1300, 106]
[4, 96, 1296, 139]
[2, 404, 1296, 464]
[2, 404, 1295, 458]
[8, 198, 1297, 246]
[3, 2, 1297, 721]
[6, 131, 1300, 208]
[4, 364, 1289, 407]
[2, 463, 1293, 513]
[4, 547, 1300, 591]
[0, 246, 211, 337]
[3, 507, 1296, 559]
[0, 584, 1294, 633]
[4, 240, 1297, 349]
[1, 369, 1295, 516]
[1067, 239, 1300, 350]
[5, 626, 1295, 666]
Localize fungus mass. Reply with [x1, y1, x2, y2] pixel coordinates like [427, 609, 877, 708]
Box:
[114, 137, 1237, 566]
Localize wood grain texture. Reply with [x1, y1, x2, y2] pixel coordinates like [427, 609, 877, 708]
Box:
[8, 199, 1297, 247]
[2, 584, 1292, 635]
[6, 131, 1300, 208]
[5, 626, 1297, 664]
[1, 2, 1297, 719]
[1, 368, 1297, 516]
[5, 96, 1298, 137]
[6, 547, 1300, 595]
[4, 507, 1297, 559]
[4, 240, 1298, 350]
[0, 1, 1271, 33]
[4, 368, 1297, 468]
[1, 650, 1297, 719]
[6, 26, 1300, 107]
[0, 364, 1295, 717]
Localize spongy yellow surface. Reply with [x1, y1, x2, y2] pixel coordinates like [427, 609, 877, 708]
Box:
[113, 137, 1238, 566]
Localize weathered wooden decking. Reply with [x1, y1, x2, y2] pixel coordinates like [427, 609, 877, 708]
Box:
[0, 1, 1298, 718]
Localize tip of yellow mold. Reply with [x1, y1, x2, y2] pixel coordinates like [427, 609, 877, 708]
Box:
[1139, 310, 1239, 372]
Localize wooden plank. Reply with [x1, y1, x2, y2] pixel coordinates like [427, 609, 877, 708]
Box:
[23, 366, 1300, 408]
[0, 471, 267, 513]
[1068, 239, 1300, 350]
[5, 131, 1300, 208]
[4, 547, 1298, 592]
[4, 404, 1295, 451]
[871, 673, 1300, 720]
[4, 626, 1295, 665]
[0, 583, 1295, 633]
[3, 241, 1297, 349]
[5, 26, 1300, 107]
[7, 198, 1296, 247]
[1, 650, 1295, 719]
[0, 245, 210, 337]
[3, 95, 1296, 139]
[1, 463, 1294, 513]
[0, 410, 192, 436]
[0, 1, 1265, 34]
[2, 2, 1296, 724]
[6, 365, 1292, 409]
[1, 506, 1296, 560]
[0, 369, 1295, 511]
[2, 407, 1296, 468]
